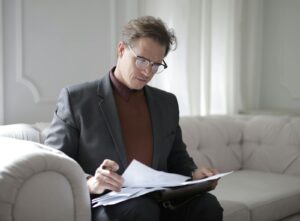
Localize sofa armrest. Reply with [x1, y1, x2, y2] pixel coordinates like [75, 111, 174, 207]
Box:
[0, 137, 91, 221]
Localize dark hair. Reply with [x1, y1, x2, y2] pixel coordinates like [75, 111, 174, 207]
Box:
[121, 16, 177, 56]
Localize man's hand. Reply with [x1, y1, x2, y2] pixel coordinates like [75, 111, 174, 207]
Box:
[87, 159, 124, 194]
[192, 167, 219, 190]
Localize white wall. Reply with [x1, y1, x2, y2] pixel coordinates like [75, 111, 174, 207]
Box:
[2, 0, 118, 124]
[239, 0, 263, 112]
[259, 0, 300, 113]
[1, 0, 300, 124]
[1, 0, 147, 124]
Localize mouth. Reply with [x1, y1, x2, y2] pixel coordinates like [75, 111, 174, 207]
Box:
[136, 76, 148, 83]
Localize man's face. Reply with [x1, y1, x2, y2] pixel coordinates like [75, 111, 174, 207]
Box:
[115, 37, 166, 90]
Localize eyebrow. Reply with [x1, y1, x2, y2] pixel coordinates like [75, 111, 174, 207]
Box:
[128, 45, 165, 65]
[136, 55, 164, 65]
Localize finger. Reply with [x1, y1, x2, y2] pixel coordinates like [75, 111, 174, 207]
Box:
[97, 172, 123, 192]
[94, 173, 121, 190]
[201, 167, 215, 177]
[95, 169, 124, 189]
[101, 170, 124, 184]
[211, 168, 219, 175]
[88, 176, 121, 194]
[192, 168, 207, 180]
[101, 159, 120, 172]
[102, 181, 122, 192]
[99, 169, 124, 184]
[101, 175, 123, 192]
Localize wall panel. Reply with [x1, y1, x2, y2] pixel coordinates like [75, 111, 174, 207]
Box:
[3, 0, 116, 123]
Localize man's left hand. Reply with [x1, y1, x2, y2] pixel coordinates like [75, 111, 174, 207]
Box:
[192, 167, 219, 190]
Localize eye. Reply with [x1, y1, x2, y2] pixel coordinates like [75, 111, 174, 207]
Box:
[137, 57, 148, 64]
[136, 57, 149, 66]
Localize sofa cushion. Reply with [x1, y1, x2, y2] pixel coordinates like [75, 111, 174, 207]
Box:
[212, 170, 300, 221]
[281, 214, 300, 221]
[220, 200, 250, 221]
[242, 116, 300, 176]
[180, 116, 244, 172]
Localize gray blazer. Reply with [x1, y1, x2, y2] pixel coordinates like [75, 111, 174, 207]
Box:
[45, 73, 196, 176]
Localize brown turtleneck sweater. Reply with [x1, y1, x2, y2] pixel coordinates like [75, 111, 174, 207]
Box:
[110, 71, 153, 166]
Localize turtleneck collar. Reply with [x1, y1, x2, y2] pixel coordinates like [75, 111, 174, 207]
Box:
[109, 67, 141, 101]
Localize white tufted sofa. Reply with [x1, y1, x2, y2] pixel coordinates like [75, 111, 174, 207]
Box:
[1, 115, 300, 221]
[180, 115, 300, 221]
[0, 125, 91, 221]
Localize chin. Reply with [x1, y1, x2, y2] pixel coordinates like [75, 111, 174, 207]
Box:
[131, 81, 147, 90]
[132, 85, 144, 90]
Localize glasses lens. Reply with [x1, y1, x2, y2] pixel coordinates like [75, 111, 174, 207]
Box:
[151, 65, 159, 74]
[136, 57, 149, 69]
[154, 64, 165, 74]
[135, 55, 166, 74]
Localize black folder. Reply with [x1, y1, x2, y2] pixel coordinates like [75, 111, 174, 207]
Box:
[149, 180, 215, 209]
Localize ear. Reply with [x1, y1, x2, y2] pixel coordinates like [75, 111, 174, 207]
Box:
[118, 41, 126, 58]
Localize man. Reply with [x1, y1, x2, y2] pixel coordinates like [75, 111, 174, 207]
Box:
[45, 16, 223, 221]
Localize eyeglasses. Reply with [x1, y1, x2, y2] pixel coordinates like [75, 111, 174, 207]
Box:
[128, 46, 168, 74]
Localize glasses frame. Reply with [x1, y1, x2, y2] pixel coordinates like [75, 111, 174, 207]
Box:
[127, 45, 168, 74]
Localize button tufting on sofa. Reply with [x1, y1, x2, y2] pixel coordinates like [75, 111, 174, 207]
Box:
[2, 115, 300, 221]
[180, 115, 300, 221]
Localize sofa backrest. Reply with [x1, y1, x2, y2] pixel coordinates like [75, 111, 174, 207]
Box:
[2, 116, 300, 176]
[0, 124, 41, 142]
[180, 116, 245, 173]
[0, 122, 50, 143]
[242, 115, 300, 176]
[180, 115, 300, 176]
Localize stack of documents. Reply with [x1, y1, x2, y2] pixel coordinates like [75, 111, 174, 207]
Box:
[92, 160, 232, 208]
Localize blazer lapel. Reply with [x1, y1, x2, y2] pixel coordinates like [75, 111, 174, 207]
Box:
[145, 86, 162, 170]
[97, 74, 128, 170]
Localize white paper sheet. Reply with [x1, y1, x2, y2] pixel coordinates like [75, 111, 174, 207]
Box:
[92, 159, 233, 207]
[179, 171, 233, 186]
[122, 159, 190, 187]
[92, 187, 166, 207]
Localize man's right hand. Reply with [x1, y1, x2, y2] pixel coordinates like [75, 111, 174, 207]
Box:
[87, 159, 124, 194]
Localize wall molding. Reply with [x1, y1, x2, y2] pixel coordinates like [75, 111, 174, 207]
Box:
[15, 0, 44, 104]
[0, 0, 4, 124]
[239, 0, 263, 110]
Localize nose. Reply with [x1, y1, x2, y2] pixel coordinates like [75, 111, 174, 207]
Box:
[141, 65, 152, 77]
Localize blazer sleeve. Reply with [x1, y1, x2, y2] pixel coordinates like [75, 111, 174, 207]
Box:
[167, 125, 197, 177]
[166, 95, 197, 177]
[45, 88, 80, 161]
